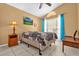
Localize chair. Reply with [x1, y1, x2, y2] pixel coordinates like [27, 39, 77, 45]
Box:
[73, 30, 77, 41]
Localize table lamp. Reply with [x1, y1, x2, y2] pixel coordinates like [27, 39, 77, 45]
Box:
[10, 21, 17, 34]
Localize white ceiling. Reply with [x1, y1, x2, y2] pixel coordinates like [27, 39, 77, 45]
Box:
[7, 3, 63, 17]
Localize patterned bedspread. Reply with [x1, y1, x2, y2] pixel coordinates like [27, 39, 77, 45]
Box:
[22, 32, 57, 46]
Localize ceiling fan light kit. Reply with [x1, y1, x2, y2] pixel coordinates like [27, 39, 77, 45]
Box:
[39, 3, 52, 9]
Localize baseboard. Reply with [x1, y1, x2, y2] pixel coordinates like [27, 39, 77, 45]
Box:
[0, 41, 20, 47]
[0, 44, 8, 47]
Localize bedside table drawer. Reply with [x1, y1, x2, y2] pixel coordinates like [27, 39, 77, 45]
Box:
[9, 38, 17, 45]
[8, 34, 18, 47]
[9, 35, 17, 38]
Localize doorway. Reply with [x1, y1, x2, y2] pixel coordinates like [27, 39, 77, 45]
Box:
[44, 14, 65, 40]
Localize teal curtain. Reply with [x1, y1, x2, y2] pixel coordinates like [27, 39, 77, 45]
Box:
[42, 17, 45, 32]
[60, 13, 65, 40]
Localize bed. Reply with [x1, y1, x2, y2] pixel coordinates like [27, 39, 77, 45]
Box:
[20, 31, 57, 55]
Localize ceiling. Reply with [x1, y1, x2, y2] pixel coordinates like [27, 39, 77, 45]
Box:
[7, 3, 63, 17]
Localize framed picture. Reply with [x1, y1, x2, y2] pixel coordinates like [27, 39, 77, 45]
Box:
[23, 17, 33, 25]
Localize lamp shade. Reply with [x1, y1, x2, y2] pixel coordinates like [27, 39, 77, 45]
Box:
[12, 21, 16, 25]
[9, 21, 17, 34]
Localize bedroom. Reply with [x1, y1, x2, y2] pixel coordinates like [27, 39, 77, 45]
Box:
[0, 3, 79, 56]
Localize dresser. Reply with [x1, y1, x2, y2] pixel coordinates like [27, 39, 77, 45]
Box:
[8, 34, 18, 47]
[62, 37, 79, 52]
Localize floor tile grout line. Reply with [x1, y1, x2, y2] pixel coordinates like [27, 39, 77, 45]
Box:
[19, 44, 34, 56]
[10, 47, 17, 56]
[48, 46, 57, 56]
[21, 43, 41, 56]
[33, 45, 55, 56]
[0, 46, 15, 56]
[0, 39, 79, 56]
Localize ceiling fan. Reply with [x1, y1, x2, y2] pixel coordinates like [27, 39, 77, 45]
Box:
[39, 3, 52, 9]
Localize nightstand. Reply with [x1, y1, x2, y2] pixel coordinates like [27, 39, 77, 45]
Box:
[62, 37, 79, 52]
[8, 34, 18, 47]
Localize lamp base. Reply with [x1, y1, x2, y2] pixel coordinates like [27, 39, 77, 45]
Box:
[13, 26, 16, 35]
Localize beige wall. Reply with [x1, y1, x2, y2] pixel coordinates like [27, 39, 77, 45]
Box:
[0, 4, 41, 44]
[77, 4, 79, 31]
[46, 4, 78, 36]
[0, 3, 79, 44]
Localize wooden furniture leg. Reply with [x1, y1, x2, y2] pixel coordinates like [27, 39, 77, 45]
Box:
[28, 44, 30, 47]
[39, 44, 42, 55]
[39, 49, 42, 55]
[62, 41, 64, 52]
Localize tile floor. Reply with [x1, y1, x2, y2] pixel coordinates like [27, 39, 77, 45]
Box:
[0, 40, 79, 56]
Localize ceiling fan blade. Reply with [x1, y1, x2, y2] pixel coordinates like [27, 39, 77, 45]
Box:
[45, 3, 51, 6]
[39, 3, 43, 9]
